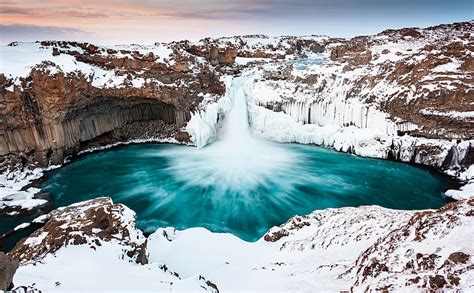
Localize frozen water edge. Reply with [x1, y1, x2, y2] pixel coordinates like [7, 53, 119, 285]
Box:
[247, 103, 472, 200]
[445, 166, 474, 200]
[0, 166, 59, 214]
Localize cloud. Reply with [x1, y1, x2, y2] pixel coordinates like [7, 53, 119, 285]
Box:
[57, 9, 109, 18]
[0, 24, 91, 44]
[0, 0, 471, 44]
[0, 5, 34, 15]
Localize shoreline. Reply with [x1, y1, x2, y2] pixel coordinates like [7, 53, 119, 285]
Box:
[0, 136, 463, 252]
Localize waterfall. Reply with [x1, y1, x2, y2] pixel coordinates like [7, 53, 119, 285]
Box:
[219, 77, 253, 146]
[163, 76, 297, 193]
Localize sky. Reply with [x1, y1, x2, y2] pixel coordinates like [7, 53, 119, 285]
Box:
[0, 0, 472, 45]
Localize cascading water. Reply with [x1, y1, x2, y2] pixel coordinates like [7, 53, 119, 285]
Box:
[162, 76, 298, 198]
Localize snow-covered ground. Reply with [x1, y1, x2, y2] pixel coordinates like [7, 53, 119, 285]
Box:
[0, 42, 176, 90]
[13, 243, 215, 292]
[10, 197, 474, 291]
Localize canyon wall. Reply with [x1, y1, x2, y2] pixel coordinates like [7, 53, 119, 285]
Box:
[0, 41, 230, 169]
[245, 21, 473, 173]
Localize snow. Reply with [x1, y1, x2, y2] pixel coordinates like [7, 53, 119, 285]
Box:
[14, 196, 473, 292]
[0, 168, 50, 212]
[445, 182, 474, 200]
[446, 165, 474, 200]
[113, 43, 173, 60]
[5, 84, 14, 92]
[421, 108, 474, 120]
[0, 42, 85, 79]
[148, 227, 296, 292]
[432, 59, 462, 72]
[14, 242, 213, 292]
[23, 232, 48, 246]
[0, 42, 170, 90]
[14, 223, 30, 231]
[77, 136, 185, 155]
[459, 165, 474, 181]
[235, 57, 267, 65]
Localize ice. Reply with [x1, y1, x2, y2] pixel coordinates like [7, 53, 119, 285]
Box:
[185, 76, 234, 147]
[445, 182, 474, 200]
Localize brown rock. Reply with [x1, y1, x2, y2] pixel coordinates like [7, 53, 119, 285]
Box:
[174, 63, 190, 72]
[52, 47, 60, 56]
[8, 198, 148, 265]
[448, 252, 470, 264]
[222, 48, 238, 64]
[0, 252, 19, 291]
[428, 275, 446, 289]
[175, 131, 191, 143]
[263, 229, 289, 242]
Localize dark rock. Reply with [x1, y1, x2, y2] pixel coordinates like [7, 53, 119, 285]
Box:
[8, 198, 148, 265]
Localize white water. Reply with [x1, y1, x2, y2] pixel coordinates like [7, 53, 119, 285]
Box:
[163, 76, 298, 192]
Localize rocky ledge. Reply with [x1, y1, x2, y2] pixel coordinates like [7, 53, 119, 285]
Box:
[4, 197, 473, 291]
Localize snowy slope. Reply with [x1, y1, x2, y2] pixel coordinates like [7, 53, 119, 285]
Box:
[10, 197, 474, 292]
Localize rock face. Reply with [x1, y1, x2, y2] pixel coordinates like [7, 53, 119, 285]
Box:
[2, 21, 471, 174]
[244, 21, 473, 174]
[0, 41, 227, 171]
[0, 34, 334, 172]
[262, 21, 473, 140]
[343, 198, 474, 291]
[263, 198, 474, 291]
[8, 197, 148, 265]
[0, 251, 18, 291]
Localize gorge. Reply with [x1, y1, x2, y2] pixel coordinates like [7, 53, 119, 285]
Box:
[0, 76, 455, 249]
[0, 21, 473, 292]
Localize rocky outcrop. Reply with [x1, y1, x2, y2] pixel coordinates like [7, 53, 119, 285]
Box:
[8, 197, 474, 291]
[343, 198, 474, 291]
[8, 198, 221, 292]
[245, 21, 473, 176]
[263, 198, 473, 291]
[329, 21, 473, 139]
[186, 34, 332, 60]
[8, 197, 148, 265]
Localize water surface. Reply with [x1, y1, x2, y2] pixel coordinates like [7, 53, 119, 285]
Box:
[36, 142, 451, 241]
